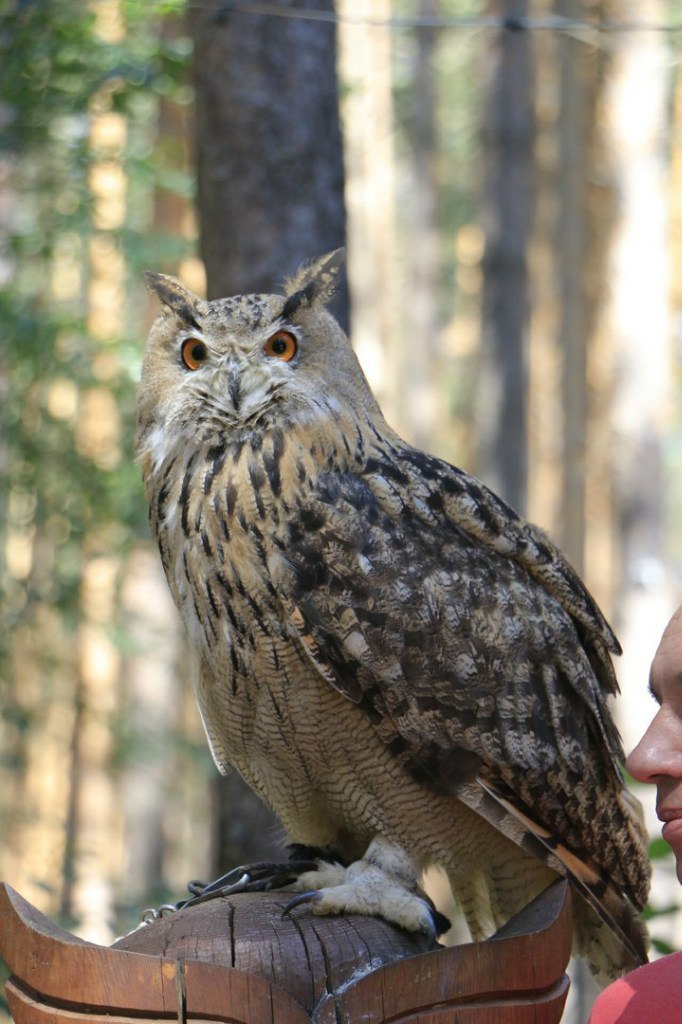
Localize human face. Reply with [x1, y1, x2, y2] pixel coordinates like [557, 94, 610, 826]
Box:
[626, 606, 682, 883]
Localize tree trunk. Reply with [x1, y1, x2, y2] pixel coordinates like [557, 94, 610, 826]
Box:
[187, 0, 347, 875]
[337, 0, 399, 420]
[603, 1, 672, 744]
[403, 2, 440, 452]
[188, 0, 347, 324]
[556, 0, 588, 575]
[477, 4, 534, 515]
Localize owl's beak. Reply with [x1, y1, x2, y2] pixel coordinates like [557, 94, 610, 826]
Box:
[226, 359, 241, 412]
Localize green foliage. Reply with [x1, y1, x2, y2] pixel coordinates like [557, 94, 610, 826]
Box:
[651, 936, 679, 956]
[0, 0, 193, 754]
[649, 836, 677, 862]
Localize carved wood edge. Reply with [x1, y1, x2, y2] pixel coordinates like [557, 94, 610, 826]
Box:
[0, 884, 307, 1024]
[0, 880, 572, 1024]
[315, 881, 572, 1023]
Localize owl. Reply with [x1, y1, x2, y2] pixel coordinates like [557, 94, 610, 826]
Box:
[136, 250, 650, 981]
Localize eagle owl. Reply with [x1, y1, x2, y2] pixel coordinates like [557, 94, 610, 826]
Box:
[137, 250, 649, 980]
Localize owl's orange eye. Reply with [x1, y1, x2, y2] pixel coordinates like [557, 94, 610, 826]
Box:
[181, 338, 208, 370]
[264, 330, 297, 362]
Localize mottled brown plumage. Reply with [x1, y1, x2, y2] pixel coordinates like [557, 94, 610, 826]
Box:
[136, 251, 650, 980]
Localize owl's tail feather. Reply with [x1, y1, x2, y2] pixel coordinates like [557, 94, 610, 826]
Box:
[458, 779, 649, 979]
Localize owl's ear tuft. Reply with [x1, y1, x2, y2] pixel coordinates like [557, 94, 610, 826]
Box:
[144, 272, 203, 332]
[281, 249, 345, 319]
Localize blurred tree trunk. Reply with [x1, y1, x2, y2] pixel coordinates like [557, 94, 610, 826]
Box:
[556, 0, 588, 575]
[119, 14, 203, 909]
[555, 0, 615, 590]
[607, 3, 670, 597]
[527, 1, 617, 609]
[62, 1, 129, 941]
[403, 2, 440, 452]
[337, 0, 399, 421]
[604, 0, 672, 733]
[526, 15, 561, 544]
[187, 0, 347, 874]
[670, 38, 682, 576]
[119, 549, 183, 907]
[477, 4, 534, 515]
[188, 0, 347, 323]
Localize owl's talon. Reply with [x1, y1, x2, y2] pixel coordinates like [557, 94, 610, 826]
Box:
[137, 858, 323, 923]
[430, 906, 452, 936]
[282, 890, 322, 917]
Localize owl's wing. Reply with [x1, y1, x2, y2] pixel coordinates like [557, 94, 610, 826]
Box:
[279, 443, 649, 928]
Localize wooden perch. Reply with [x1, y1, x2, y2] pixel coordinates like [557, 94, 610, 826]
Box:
[0, 879, 571, 1023]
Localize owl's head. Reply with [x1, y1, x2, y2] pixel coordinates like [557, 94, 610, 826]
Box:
[136, 250, 380, 469]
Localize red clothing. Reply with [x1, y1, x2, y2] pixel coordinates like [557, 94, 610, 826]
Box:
[589, 952, 682, 1023]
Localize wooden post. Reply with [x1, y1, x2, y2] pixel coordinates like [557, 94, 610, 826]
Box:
[0, 880, 571, 1023]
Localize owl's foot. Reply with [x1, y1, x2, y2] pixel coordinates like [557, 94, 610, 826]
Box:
[283, 837, 450, 938]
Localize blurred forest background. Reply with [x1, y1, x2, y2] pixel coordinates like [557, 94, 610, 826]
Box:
[2, 1, 682, 1020]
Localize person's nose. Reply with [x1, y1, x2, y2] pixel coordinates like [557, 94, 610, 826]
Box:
[626, 708, 682, 783]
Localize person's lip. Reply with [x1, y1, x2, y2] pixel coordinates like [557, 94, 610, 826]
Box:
[658, 808, 682, 845]
[657, 806, 682, 822]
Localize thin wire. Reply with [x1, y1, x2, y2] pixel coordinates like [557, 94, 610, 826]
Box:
[177, 1, 682, 35]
